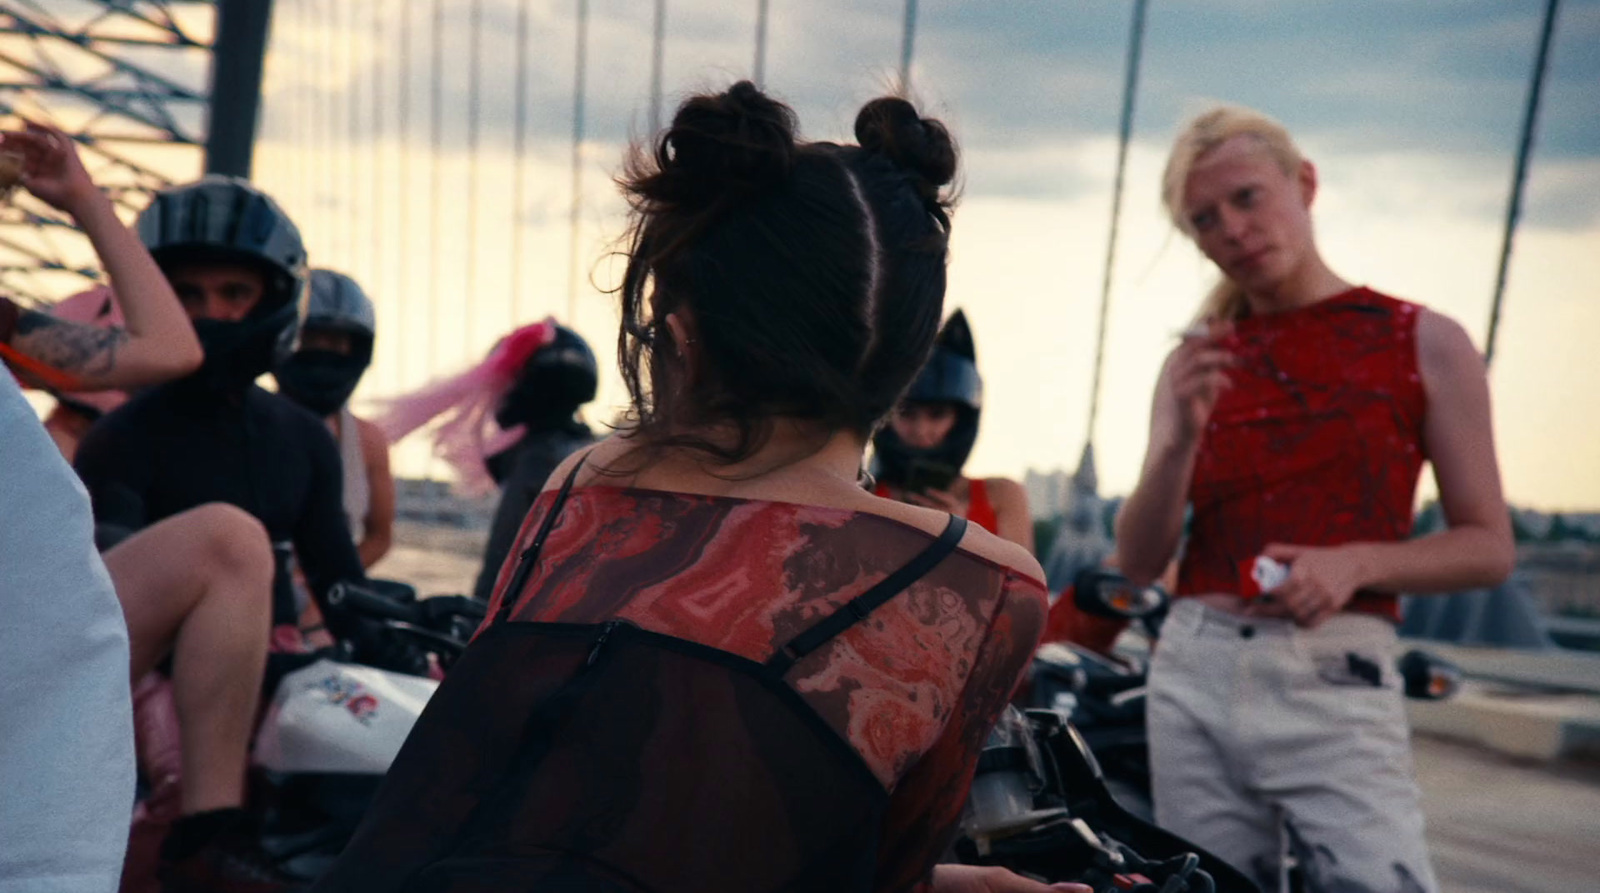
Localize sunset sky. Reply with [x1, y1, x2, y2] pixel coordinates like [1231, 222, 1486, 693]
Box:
[9, 0, 1600, 510]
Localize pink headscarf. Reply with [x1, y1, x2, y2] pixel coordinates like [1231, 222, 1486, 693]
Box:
[375, 319, 559, 495]
[48, 285, 128, 415]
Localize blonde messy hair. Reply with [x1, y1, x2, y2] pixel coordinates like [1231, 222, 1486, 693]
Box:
[1162, 104, 1305, 323]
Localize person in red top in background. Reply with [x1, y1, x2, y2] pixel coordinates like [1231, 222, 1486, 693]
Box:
[1115, 104, 1513, 892]
[872, 310, 1034, 552]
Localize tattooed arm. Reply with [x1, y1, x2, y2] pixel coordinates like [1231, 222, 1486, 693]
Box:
[8, 306, 129, 384]
[0, 124, 201, 389]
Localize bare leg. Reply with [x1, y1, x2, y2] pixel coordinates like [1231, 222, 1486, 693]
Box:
[103, 504, 274, 815]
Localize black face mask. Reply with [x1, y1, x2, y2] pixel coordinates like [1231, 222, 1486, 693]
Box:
[274, 350, 367, 416]
[185, 318, 284, 396]
[869, 403, 980, 495]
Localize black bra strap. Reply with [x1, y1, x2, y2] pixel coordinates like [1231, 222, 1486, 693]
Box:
[766, 514, 967, 676]
[492, 454, 589, 625]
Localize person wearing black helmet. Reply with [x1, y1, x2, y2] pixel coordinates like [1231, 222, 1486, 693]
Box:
[74, 175, 364, 891]
[472, 322, 598, 600]
[274, 269, 395, 570]
[871, 310, 1034, 551]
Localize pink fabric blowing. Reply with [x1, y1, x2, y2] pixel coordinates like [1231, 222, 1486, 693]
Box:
[374, 319, 557, 494]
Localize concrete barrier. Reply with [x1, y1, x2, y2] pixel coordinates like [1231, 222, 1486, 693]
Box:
[1408, 685, 1600, 763]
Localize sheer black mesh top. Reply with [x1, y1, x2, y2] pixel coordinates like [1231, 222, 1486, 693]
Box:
[313, 463, 1046, 893]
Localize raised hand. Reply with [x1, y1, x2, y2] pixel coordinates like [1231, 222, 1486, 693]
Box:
[0, 121, 101, 217]
[1166, 321, 1235, 445]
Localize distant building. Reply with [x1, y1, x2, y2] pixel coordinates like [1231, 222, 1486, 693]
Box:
[1023, 468, 1071, 520]
[1038, 444, 1115, 592]
[1518, 541, 1600, 618]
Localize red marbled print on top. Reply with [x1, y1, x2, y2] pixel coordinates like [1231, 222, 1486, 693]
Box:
[481, 484, 1047, 890]
[1177, 288, 1428, 620]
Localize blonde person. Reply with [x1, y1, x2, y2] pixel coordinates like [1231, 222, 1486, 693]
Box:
[1115, 105, 1512, 891]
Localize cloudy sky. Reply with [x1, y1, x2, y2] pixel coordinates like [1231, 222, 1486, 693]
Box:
[255, 0, 1600, 511]
[12, 0, 1599, 509]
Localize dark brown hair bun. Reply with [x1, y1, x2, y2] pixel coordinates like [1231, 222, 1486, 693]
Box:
[853, 97, 957, 214]
[613, 81, 957, 468]
[640, 80, 797, 210]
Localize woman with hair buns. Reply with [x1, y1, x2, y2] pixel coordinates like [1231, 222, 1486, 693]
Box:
[1115, 104, 1513, 892]
[312, 83, 1081, 893]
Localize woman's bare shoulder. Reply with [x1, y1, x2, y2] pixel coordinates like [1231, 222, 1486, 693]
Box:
[542, 432, 622, 492]
[1415, 308, 1481, 372]
[545, 438, 1044, 583]
[862, 493, 1044, 583]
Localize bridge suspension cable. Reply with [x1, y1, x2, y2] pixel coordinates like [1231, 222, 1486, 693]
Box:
[567, 0, 590, 323]
[753, 0, 770, 86]
[512, 0, 532, 323]
[1485, 0, 1562, 368]
[649, 0, 667, 136]
[1084, 0, 1149, 454]
[899, 0, 917, 92]
[466, 0, 483, 351]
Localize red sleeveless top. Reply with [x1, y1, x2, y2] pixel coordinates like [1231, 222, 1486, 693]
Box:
[874, 478, 999, 535]
[1177, 288, 1428, 621]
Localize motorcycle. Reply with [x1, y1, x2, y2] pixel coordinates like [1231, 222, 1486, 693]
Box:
[253, 580, 486, 877]
[1026, 570, 1170, 819]
[121, 580, 485, 890]
[953, 703, 1259, 892]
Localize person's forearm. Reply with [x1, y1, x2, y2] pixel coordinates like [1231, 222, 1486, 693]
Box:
[1343, 524, 1515, 595]
[71, 190, 201, 376]
[357, 530, 392, 569]
[1115, 437, 1198, 585]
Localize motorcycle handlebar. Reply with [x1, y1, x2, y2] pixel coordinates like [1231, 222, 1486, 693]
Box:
[418, 595, 488, 627]
[327, 581, 421, 625]
[326, 582, 486, 631]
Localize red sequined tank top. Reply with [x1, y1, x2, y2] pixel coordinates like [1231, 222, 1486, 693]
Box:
[1177, 288, 1427, 621]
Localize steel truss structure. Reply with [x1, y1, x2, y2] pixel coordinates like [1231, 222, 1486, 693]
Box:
[0, 0, 211, 305]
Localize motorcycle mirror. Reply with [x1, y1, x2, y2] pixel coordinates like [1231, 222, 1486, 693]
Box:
[1072, 569, 1168, 620]
[1398, 649, 1462, 701]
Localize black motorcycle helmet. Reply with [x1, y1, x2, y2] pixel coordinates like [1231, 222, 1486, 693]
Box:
[273, 269, 376, 416]
[871, 309, 982, 492]
[136, 175, 309, 394]
[493, 323, 598, 431]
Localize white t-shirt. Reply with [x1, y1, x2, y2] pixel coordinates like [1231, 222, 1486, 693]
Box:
[0, 371, 133, 893]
